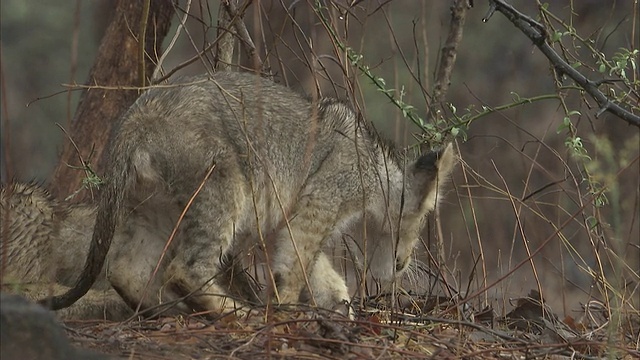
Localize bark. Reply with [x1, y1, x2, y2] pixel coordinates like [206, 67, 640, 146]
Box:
[51, 0, 174, 202]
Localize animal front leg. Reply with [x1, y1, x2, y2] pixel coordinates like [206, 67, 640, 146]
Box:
[302, 252, 353, 317]
[166, 256, 242, 314]
[271, 199, 337, 306]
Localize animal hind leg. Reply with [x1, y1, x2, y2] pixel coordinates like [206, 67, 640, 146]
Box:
[165, 182, 246, 315]
[106, 217, 187, 317]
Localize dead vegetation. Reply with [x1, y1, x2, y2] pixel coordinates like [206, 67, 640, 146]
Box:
[2, 1, 639, 359]
[64, 290, 638, 359]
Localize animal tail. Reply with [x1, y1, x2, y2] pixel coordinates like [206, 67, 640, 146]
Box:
[39, 144, 130, 311]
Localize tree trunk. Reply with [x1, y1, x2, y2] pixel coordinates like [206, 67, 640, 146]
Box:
[51, 0, 174, 202]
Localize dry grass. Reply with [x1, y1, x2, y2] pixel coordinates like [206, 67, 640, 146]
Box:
[64, 292, 638, 359]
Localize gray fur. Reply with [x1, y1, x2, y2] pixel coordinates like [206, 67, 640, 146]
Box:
[1, 182, 257, 320]
[40, 72, 456, 316]
[0, 183, 132, 320]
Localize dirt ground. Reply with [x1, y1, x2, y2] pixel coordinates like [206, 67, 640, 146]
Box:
[64, 292, 639, 360]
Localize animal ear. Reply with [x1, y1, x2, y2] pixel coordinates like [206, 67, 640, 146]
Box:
[409, 143, 456, 213]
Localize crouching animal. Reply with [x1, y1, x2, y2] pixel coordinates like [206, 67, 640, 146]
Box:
[40, 71, 456, 318]
[0, 183, 131, 320]
[1, 183, 258, 320]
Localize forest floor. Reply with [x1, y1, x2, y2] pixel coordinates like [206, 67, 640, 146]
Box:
[65, 290, 639, 360]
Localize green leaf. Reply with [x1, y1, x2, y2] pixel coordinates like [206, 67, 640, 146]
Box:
[598, 63, 606, 73]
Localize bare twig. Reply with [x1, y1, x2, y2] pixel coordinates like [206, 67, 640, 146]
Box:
[138, 0, 151, 86]
[215, 0, 235, 71]
[483, 0, 640, 127]
[431, 0, 472, 109]
[215, 0, 261, 72]
[152, 0, 192, 80]
[222, 0, 263, 70]
[430, 0, 471, 268]
[0, 60, 12, 181]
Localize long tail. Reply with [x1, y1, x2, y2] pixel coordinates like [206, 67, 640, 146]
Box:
[39, 152, 129, 310]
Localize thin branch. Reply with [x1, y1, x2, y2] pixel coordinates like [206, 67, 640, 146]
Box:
[483, 0, 640, 128]
[152, 0, 192, 80]
[222, 0, 263, 70]
[215, 0, 235, 71]
[431, 0, 472, 108]
[0, 55, 13, 181]
[138, 0, 151, 86]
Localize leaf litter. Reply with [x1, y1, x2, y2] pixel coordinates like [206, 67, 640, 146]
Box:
[64, 289, 639, 359]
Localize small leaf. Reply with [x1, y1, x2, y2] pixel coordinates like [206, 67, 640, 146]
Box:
[598, 63, 606, 73]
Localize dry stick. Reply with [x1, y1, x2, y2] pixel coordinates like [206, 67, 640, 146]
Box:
[222, 0, 263, 70]
[154, 32, 220, 83]
[0, 61, 12, 284]
[429, 0, 471, 300]
[215, 0, 234, 71]
[0, 61, 13, 183]
[438, 199, 590, 318]
[431, 0, 471, 108]
[491, 160, 544, 303]
[216, 0, 263, 72]
[483, 0, 640, 127]
[138, 0, 151, 86]
[61, 79, 210, 91]
[133, 163, 217, 315]
[152, 0, 192, 80]
[455, 150, 487, 301]
[54, 123, 98, 201]
[237, 105, 280, 311]
[66, 0, 81, 126]
[219, 87, 316, 309]
[151, 0, 255, 80]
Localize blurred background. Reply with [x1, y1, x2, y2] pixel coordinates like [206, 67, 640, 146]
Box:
[1, 0, 638, 316]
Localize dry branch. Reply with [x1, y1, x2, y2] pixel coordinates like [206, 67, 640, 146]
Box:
[215, 1, 235, 71]
[483, 0, 640, 128]
[215, 0, 262, 72]
[223, 0, 262, 69]
[432, 0, 472, 106]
